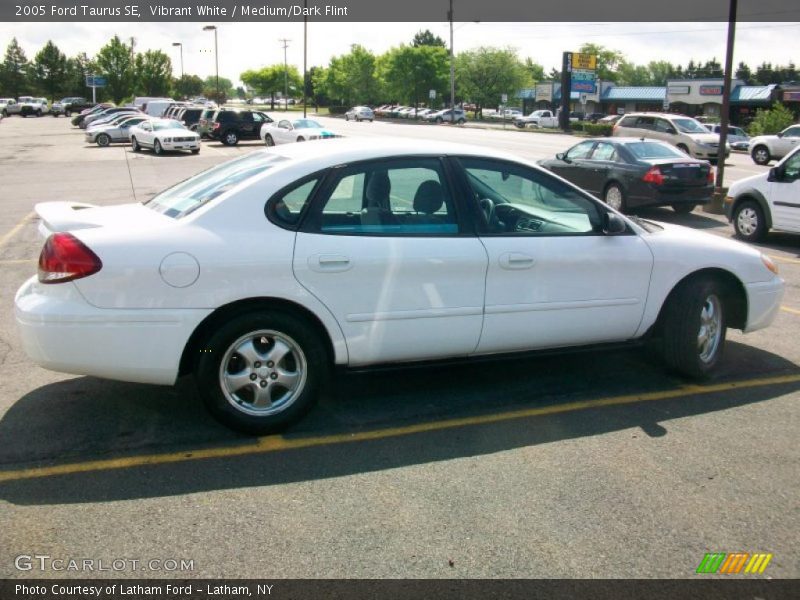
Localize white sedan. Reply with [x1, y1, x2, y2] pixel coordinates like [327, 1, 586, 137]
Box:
[128, 119, 201, 155]
[260, 118, 340, 145]
[16, 139, 784, 434]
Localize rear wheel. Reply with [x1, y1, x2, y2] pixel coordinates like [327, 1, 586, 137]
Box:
[194, 311, 329, 434]
[435, 117, 443, 124]
[603, 183, 626, 212]
[223, 130, 239, 146]
[131, 137, 140, 152]
[661, 277, 726, 379]
[672, 203, 696, 214]
[751, 145, 771, 166]
[96, 133, 111, 147]
[733, 200, 767, 242]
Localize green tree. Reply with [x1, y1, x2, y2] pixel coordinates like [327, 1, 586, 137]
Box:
[134, 49, 172, 96]
[378, 44, 449, 109]
[578, 43, 624, 82]
[617, 61, 652, 86]
[305, 65, 328, 108]
[319, 44, 379, 106]
[0, 38, 30, 98]
[173, 74, 204, 99]
[735, 61, 752, 84]
[647, 61, 676, 86]
[412, 29, 447, 48]
[95, 35, 134, 103]
[64, 53, 96, 98]
[523, 58, 545, 84]
[203, 74, 234, 102]
[749, 102, 795, 136]
[31, 40, 68, 100]
[456, 47, 528, 115]
[241, 65, 301, 109]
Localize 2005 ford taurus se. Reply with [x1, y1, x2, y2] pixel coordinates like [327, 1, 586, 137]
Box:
[15, 138, 784, 433]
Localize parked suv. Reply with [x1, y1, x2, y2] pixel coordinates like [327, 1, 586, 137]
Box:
[177, 107, 204, 131]
[613, 112, 730, 162]
[725, 145, 800, 241]
[748, 124, 800, 165]
[208, 108, 273, 145]
[425, 108, 467, 124]
[51, 97, 92, 117]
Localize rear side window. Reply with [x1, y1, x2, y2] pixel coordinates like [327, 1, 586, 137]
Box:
[266, 177, 322, 228]
[634, 117, 655, 130]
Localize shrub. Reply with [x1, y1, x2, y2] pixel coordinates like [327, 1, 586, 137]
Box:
[748, 103, 795, 136]
[328, 105, 348, 115]
[570, 121, 584, 131]
[582, 123, 613, 136]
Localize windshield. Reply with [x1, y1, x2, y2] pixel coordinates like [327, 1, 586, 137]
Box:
[672, 118, 709, 134]
[293, 119, 322, 129]
[625, 141, 685, 159]
[145, 152, 288, 218]
[153, 120, 185, 131]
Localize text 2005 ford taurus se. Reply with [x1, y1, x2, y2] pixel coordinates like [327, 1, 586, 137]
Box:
[15, 138, 784, 433]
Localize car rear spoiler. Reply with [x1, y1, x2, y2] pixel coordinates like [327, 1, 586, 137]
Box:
[34, 201, 101, 238]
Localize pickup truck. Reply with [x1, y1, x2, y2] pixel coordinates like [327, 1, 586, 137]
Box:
[14, 96, 49, 117]
[514, 109, 558, 128]
[51, 97, 94, 117]
[0, 98, 16, 117]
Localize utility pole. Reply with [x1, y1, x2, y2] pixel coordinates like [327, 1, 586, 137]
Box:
[303, 0, 307, 118]
[172, 42, 184, 79]
[279, 38, 291, 111]
[448, 0, 454, 111]
[203, 26, 219, 102]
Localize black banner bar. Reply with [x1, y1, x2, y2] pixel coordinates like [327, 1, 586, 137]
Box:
[2, 579, 799, 600]
[2, 0, 800, 22]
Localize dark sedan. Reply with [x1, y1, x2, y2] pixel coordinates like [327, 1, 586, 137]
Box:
[538, 138, 714, 214]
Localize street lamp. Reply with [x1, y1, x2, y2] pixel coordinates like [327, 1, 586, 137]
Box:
[202, 25, 219, 102]
[279, 38, 291, 111]
[171, 42, 183, 79]
[448, 0, 454, 111]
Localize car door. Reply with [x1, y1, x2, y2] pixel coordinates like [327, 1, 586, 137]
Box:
[275, 120, 293, 143]
[769, 150, 800, 232]
[546, 141, 596, 191]
[454, 156, 653, 354]
[293, 157, 488, 366]
[776, 126, 800, 158]
[137, 121, 154, 146]
[115, 118, 145, 141]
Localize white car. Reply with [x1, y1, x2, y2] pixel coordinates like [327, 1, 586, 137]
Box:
[15, 139, 784, 434]
[425, 108, 467, 124]
[749, 124, 800, 165]
[344, 106, 374, 122]
[128, 119, 200, 155]
[726, 145, 800, 241]
[488, 109, 523, 121]
[261, 118, 340, 145]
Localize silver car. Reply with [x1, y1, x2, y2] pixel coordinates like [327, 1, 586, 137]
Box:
[85, 115, 148, 147]
[344, 106, 374, 122]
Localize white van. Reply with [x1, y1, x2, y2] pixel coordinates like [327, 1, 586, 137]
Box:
[142, 99, 176, 118]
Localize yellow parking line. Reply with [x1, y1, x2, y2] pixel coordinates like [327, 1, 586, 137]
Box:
[781, 306, 800, 316]
[0, 258, 36, 265]
[0, 212, 34, 248]
[770, 255, 800, 265]
[1, 373, 799, 483]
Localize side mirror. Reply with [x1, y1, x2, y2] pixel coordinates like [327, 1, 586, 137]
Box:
[767, 167, 781, 182]
[556, 152, 567, 161]
[602, 211, 627, 235]
[776, 132, 784, 138]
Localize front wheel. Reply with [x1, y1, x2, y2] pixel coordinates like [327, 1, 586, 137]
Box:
[223, 130, 239, 146]
[296, 136, 305, 142]
[191, 148, 200, 154]
[131, 137, 140, 152]
[264, 134, 275, 146]
[435, 117, 443, 124]
[676, 144, 690, 155]
[96, 133, 111, 147]
[154, 139, 163, 155]
[751, 145, 771, 166]
[194, 311, 329, 434]
[733, 200, 767, 242]
[65, 109, 72, 117]
[661, 277, 726, 379]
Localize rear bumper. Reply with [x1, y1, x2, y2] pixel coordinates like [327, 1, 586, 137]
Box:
[744, 277, 785, 333]
[15, 277, 210, 385]
[628, 185, 713, 209]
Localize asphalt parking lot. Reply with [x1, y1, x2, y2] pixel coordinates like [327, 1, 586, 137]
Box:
[0, 115, 798, 579]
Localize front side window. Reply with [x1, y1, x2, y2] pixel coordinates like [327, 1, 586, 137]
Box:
[312, 158, 458, 235]
[458, 157, 602, 236]
[672, 118, 707, 134]
[782, 151, 800, 181]
[654, 119, 674, 133]
[634, 116, 655, 130]
[783, 127, 800, 138]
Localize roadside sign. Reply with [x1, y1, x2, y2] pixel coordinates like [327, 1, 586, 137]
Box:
[570, 68, 596, 93]
[501, 93, 508, 103]
[86, 76, 107, 87]
[429, 89, 436, 100]
[571, 53, 597, 70]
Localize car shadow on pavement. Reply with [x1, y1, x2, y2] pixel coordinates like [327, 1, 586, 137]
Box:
[633, 207, 727, 230]
[0, 341, 798, 505]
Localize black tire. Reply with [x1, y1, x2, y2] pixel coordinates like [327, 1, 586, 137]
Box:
[222, 130, 239, 146]
[131, 137, 140, 152]
[264, 134, 275, 146]
[194, 311, 329, 434]
[751, 145, 771, 166]
[1, 110, 6, 118]
[676, 144, 690, 155]
[603, 182, 627, 213]
[65, 109, 72, 117]
[661, 277, 726, 379]
[96, 133, 111, 147]
[296, 136, 305, 142]
[345, 115, 349, 121]
[36, 110, 42, 117]
[672, 203, 696, 215]
[457, 118, 466, 124]
[733, 199, 767, 243]
[191, 148, 200, 154]
[435, 117, 443, 124]
[154, 139, 163, 155]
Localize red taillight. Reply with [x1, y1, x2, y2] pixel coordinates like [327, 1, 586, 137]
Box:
[707, 166, 715, 184]
[38, 233, 102, 284]
[642, 166, 664, 185]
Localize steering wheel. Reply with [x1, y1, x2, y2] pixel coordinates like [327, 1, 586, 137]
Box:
[478, 197, 496, 226]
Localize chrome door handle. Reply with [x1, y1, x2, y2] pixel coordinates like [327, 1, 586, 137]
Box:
[499, 253, 535, 270]
[310, 254, 352, 272]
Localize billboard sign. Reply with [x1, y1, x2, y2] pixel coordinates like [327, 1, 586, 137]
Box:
[86, 75, 107, 87]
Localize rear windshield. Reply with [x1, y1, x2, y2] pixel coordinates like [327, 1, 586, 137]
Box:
[145, 152, 288, 218]
[624, 142, 685, 159]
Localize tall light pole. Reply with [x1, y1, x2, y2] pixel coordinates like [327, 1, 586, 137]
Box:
[203, 25, 219, 101]
[171, 42, 183, 79]
[279, 38, 291, 111]
[448, 0, 455, 111]
[303, 0, 307, 118]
